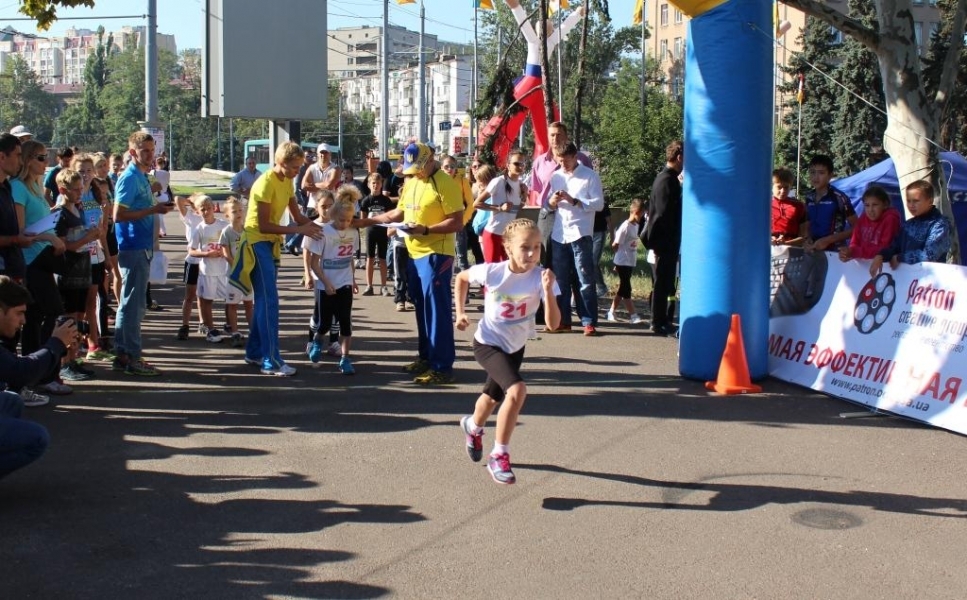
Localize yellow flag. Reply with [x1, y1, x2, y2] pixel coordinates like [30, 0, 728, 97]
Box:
[397, 0, 416, 4]
[475, 0, 494, 9]
[632, 0, 644, 25]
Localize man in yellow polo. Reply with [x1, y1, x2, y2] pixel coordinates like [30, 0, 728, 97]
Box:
[357, 143, 464, 384]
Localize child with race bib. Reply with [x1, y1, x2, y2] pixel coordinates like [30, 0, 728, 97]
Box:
[304, 186, 361, 375]
[454, 218, 561, 485]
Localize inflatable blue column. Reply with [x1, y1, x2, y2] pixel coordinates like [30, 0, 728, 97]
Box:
[674, 0, 773, 380]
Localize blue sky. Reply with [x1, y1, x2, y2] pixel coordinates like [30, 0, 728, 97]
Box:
[0, 0, 641, 51]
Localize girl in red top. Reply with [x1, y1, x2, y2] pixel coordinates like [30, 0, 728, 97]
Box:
[771, 168, 808, 246]
[839, 186, 901, 261]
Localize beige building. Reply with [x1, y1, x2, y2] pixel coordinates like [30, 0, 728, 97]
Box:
[328, 24, 442, 79]
[0, 25, 177, 86]
[643, 1, 941, 118]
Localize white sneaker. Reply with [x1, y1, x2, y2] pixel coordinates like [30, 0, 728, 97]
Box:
[327, 341, 342, 357]
[197, 323, 209, 335]
[20, 388, 50, 407]
[630, 314, 643, 325]
[606, 311, 617, 323]
[261, 362, 297, 377]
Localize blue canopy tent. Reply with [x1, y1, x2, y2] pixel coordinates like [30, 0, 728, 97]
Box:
[833, 151, 967, 265]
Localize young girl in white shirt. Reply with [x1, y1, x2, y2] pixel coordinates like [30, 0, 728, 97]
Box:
[454, 218, 561, 485]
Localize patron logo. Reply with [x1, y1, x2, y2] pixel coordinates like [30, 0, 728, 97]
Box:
[854, 273, 896, 335]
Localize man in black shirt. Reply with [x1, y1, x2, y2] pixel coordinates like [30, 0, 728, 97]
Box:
[0, 134, 28, 283]
[643, 140, 683, 336]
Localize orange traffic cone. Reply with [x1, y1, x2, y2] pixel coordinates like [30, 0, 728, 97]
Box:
[705, 314, 762, 395]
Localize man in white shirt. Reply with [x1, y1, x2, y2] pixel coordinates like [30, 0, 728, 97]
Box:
[301, 143, 341, 215]
[547, 142, 604, 336]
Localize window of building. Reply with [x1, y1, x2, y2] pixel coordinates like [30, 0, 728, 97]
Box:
[674, 37, 683, 59]
[829, 26, 843, 45]
[660, 4, 668, 26]
[914, 22, 923, 48]
[674, 9, 683, 24]
[348, 58, 354, 64]
[659, 39, 668, 60]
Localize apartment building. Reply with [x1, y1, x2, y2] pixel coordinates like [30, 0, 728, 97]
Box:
[328, 24, 442, 79]
[340, 54, 475, 155]
[0, 25, 176, 86]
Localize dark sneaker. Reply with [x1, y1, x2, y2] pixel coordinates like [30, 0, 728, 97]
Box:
[206, 328, 226, 343]
[60, 364, 93, 382]
[414, 369, 455, 385]
[487, 453, 516, 485]
[362, 286, 375, 296]
[125, 359, 161, 376]
[70, 361, 96, 377]
[176, 325, 189, 340]
[112, 355, 129, 372]
[460, 416, 483, 462]
[327, 342, 342, 357]
[338, 356, 355, 375]
[36, 381, 73, 396]
[402, 358, 429, 374]
[231, 332, 244, 348]
[243, 356, 261, 366]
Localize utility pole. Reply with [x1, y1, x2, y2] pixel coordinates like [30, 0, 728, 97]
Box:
[418, 0, 426, 143]
[145, 0, 158, 126]
[381, 0, 390, 159]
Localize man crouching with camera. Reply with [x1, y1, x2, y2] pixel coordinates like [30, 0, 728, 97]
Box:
[0, 276, 76, 481]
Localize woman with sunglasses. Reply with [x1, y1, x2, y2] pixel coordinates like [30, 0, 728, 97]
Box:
[12, 140, 70, 396]
[473, 150, 528, 264]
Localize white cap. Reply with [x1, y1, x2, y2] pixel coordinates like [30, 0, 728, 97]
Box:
[317, 143, 334, 153]
[9, 125, 32, 138]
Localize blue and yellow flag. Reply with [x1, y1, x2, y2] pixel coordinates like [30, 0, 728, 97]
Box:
[475, 0, 494, 9]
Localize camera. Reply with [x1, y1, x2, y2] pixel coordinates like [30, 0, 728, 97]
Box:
[56, 316, 90, 335]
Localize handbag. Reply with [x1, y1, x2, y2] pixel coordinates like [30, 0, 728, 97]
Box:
[149, 251, 169, 284]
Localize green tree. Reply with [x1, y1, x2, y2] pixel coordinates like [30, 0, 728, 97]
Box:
[17, 0, 94, 31]
[829, 0, 886, 175]
[0, 55, 58, 141]
[923, 0, 967, 151]
[776, 16, 840, 182]
[595, 58, 682, 205]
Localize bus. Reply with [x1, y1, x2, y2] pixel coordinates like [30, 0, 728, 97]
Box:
[243, 139, 338, 172]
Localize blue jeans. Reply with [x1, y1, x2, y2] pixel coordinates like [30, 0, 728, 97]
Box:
[0, 391, 49, 480]
[246, 241, 284, 370]
[551, 236, 598, 327]
[116, 249, 150, 359]
[407, 253, 455, 372]
[592, 230, 607, 293]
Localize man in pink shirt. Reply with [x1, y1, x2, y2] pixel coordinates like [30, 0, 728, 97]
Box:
[530, 121, 593, 267]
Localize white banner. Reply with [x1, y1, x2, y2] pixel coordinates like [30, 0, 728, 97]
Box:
[768, 246, 967, 435]
[141, 126, 166, 159]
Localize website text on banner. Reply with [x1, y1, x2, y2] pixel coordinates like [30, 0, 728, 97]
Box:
[768, 246, 967, 436]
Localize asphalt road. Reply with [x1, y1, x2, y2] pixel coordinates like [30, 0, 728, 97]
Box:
[2, 215, 967, 599]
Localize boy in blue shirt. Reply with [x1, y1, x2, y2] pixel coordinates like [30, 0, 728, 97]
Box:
[870, 180, 952, 276]
[803, 155, 857, 251]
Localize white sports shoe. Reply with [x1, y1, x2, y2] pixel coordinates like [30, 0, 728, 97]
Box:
[630, 314, 644, 325]
[606, 311, 618, 323]
[20, 388, 50, 407]
[261, 363, 297, 377]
